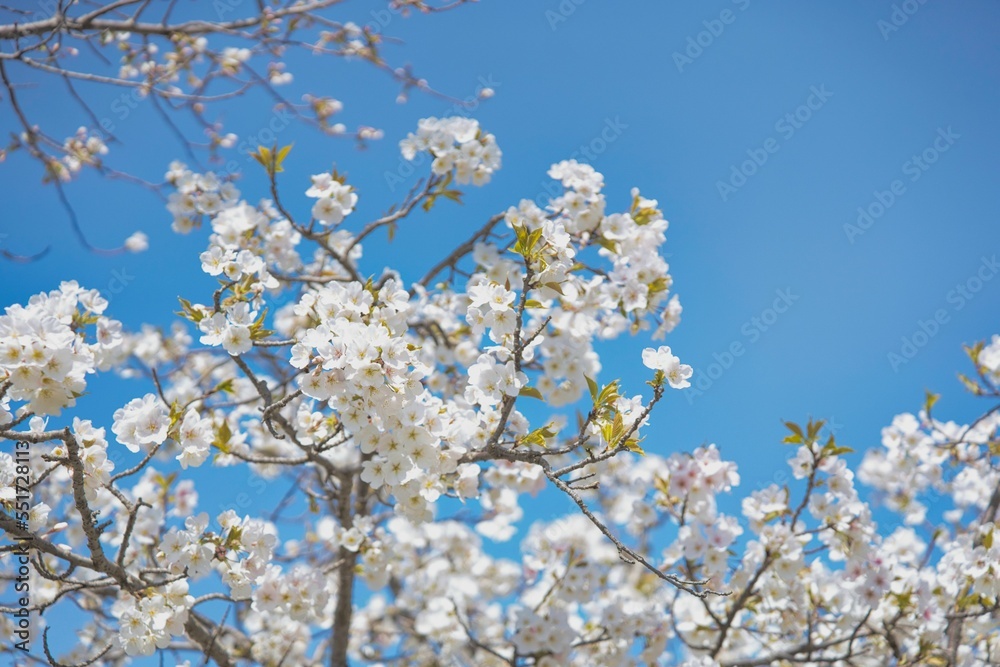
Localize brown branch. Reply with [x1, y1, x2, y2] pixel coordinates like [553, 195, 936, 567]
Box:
[417, 212, 505, 288]
[0, 0, 347, 40]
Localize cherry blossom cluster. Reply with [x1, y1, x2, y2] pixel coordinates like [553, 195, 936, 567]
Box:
[978, 333, 1000, 384]
[643, 344, 694, 389]
[110, 393, 170, 454]
[544, 159, 680, 339]
[306, 172, 359, 226]
[111, 580, 194, 657]
[165, 162, 242, 234]
[59, 126, 109, 179]
[0, 280, 125, 420]
[243, 565, 329, 664]
[159, 510, 276, 602]
[400, 116, 502, 184]
[288, 278, 482, 523]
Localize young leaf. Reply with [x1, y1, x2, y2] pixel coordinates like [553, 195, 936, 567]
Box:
[924, 390, 940, 413]
[622, 437, 645, 456]
[274, 143, 293, 173]
[519, 424, 557, 448]
[176, 297, 205, 323]
[518, 386, 543, 400]
[213, 420, 233, 453]
[596, 381, 620, 409]
[252, 145, 272, 174]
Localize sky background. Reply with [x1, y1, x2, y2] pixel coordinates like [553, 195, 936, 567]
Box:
[2, 0, 1000, 661]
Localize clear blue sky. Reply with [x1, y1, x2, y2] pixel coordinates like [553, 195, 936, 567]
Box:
[3, 0, 1000, 659]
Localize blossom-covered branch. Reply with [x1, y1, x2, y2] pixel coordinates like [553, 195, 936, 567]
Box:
[1, 112, 999, 666]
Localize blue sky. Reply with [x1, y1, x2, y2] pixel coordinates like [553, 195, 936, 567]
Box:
[3, 0, 1000, 659]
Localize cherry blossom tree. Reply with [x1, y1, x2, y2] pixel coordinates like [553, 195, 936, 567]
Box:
[2, 4, 1000, 667]
[3, 111, 999, 665]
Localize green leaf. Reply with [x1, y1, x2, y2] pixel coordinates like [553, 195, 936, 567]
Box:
[957, 592, 983, 610]
[653, 475, 670, 495]
[892, 590, 913, 612]
[632, 205, 661, 226]
[511, 224, 529, 257]
[647, 277, 670, 296]
[784, 421, 804, 439]
[595, 236, 620, 254]
[214, 379, 234, 395]
[519, 424, 557, 448]
[524, 299, 544, 309]
[213, 420, 233, 453]
[526, 228, 544, 253]
[251, 146, 272, 174]
[274, 143, 293, 173]
[154, 472, 177, 489]
[958, 373, 983, 395]
[600, 421, 614, 445]
[176, 297, 205, 323]
[965, 341, 984, 364]
[610, 412, 625, 445]
[596, 381, 620, 409]
[585, 375, 599, 402]
[622, 437, 645, 456]
[806, 419, 825, 441]
[819, 433, 854, 459]
[518, 386, 543, 400]
[513, 223, 528, 245]
[249, 307, 270, 340]
[924, 390, 940, 413]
